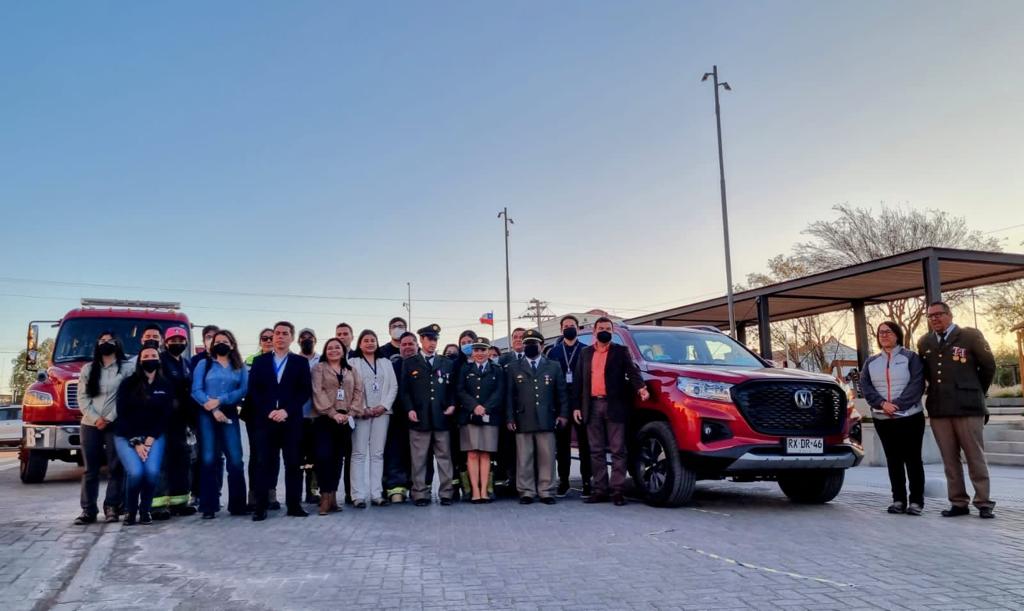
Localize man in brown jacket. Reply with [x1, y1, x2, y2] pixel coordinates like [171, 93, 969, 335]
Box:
[917, 301, 997, 519]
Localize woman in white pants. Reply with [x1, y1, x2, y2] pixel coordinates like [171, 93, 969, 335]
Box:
[349, 330, 399, 507]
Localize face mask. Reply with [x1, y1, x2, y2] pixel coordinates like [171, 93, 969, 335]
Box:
[461, 344, 473, 356]
[142, 339, 160, 350]
[390, 327, 406, 341]
[299, 339, 315, 354]
[562, 327, 578, 341]
[524, 343, 541, 359]
[98, 342, 116, 356]
[212, 343, 232, 357]
[140, 360, 160, 373]
[490, 356, 499, 364]
[167, 343, 187, 356]
[596, 331, 613, 344]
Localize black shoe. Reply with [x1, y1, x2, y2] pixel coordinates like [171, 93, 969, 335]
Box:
[907, 503, 923, 516]
[556, 481, 570, 497]
[979, 507, 996, 519]
[139, 511, 153, 525]
[229, 509, 252, 517]
[941, 505, 970, 517]
[344, 496, 354, 506]
[584, 494, 609, 504]
[287, 506, 309, 517]
[540, 497, 556, 505]
[171, 505, 197, 517]
[252, 509, 267, 522]
[887, 502, 906, 514]
[74, 512, 97, 525]
[102, 507, 119, 523]
[201, 512, 216, 520]
[519, 496, 534, 505]
[353, 500, 367, 509]
[581, 483, 593, 498]
[304, 494, 321, 505]
[451, 485, 461, 501]
[151, 509, 172, 521]
[268, 501, 282, 511]
[414, 498, 431, 507]
[122, 512, 137, 526]
[440, 497, 453, 506]
[612, 494, 627, 506]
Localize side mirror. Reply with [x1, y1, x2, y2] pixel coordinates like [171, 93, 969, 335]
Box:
[25, 324, 40, 372]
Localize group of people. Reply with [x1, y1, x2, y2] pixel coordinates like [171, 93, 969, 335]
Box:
[73, 313, 648, 525]
[859, 301, 998, 519]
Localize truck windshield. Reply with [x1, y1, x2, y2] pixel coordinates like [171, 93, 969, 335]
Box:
[631, 330, 763, 368]
[53, 318, 190, 363]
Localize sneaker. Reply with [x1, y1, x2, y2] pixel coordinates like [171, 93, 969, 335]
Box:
[979, 507, 996, 519]
[74, 512, 97, 525]
[906, 503, 923, 516]
[556, 481, 570, 497]
[103, 507, 119, 523]
[353, 500, 367, 509]
[139, 511, 153, 525]
[887, 502, 906, 514]
[941, 505, 970, 517]
[122, 512, 137, 526]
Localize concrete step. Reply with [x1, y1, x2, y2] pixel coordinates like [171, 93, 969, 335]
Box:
[993, 429, 1024, 442]
[985, 452, 1024, 467]
[989, 407, 1024, 416]
[986, 441, 1024, 454]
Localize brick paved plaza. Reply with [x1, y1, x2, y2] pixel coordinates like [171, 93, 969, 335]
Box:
[2, 449, 1023, 610]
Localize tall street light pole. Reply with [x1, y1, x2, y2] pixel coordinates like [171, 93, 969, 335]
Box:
[702, 65, 737, 339]
[498, 208, 514, 344]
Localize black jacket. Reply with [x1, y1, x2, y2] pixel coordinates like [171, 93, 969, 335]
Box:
[159, 351, 192, 418]
[573, 343, 646, 424]
[116, 376, 174, 440]
[400, 353, 456, 432]
[506, 357, 569, 433]
[244, 352, 312, 425]
[458, 361, 505, 426]
[917, 326, 996, 418]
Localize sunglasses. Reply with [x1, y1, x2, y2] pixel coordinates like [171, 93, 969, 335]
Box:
[260, 336, 273, 342]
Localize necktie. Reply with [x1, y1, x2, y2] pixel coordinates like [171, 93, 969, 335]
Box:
[479, 365, 484, 374]
[531, 360, 537, 371]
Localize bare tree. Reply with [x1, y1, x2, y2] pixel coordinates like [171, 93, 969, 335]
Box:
[982, 280, 1024, 334]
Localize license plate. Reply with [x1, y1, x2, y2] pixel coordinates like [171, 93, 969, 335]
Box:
[786, 437, 823, 454]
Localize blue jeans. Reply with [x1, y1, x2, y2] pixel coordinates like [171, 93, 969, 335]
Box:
[198, 410, 246, 514]
[114, 435, 166, 514]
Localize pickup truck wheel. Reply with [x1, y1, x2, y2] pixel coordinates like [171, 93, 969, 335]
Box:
[20, 451, 48, 484]
[631, 422, 694, 507]
[778, 469, 844, 504]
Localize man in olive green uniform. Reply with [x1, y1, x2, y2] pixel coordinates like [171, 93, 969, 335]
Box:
[401, 324, 457, 506]
[917, 301, 997, 518]
[506, 330, 569, 505]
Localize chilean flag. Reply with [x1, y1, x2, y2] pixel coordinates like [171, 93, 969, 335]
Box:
[479, 311, 494, 326]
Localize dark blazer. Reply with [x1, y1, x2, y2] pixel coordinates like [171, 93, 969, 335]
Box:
[243, 352, 313, 425]
[573, 343, 645, 424]
[458, 360, 505, 426]
[400, 353, 456, 432]
[916, 325, 996, 418]
[506, 357, 569, 433]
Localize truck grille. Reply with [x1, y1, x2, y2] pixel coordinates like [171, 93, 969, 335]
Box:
[731, 381, 845, 436]
[65, 382, 79, 409]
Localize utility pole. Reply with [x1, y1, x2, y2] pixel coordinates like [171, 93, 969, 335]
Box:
[701, 65, 737, 339]
[403, 282, 412, 329]
[518, 298, 556, 330]
[498, 208, 514, 343]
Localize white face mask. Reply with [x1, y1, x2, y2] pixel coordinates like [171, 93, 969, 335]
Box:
[390, 327, 406, 341]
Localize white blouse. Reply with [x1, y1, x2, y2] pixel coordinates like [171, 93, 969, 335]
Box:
[350, 355, 398, 413]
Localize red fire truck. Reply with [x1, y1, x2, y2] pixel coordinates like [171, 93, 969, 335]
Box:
[20, 299, 193, 483]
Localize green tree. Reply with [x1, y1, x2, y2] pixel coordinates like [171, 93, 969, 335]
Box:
[9, 338, 54, 403]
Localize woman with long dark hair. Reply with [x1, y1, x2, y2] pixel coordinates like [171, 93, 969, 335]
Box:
[310, 337, 364, 515]
[114, 347, 174, 525]
[350, 330, 398, 507]
[191, 330, 249, 519]
[75, 331, 132, 525]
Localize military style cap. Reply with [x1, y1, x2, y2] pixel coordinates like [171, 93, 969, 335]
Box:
[298, 327, 316, 339]
[417, 324, 441, 339]
[522, 329, 544, 343]
[472, 336, 491, 349]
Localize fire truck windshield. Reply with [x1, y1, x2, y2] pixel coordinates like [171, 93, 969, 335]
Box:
[53, 318, 190, 363]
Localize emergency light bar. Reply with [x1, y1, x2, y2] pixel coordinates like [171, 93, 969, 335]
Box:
[80, 298, 181, 310]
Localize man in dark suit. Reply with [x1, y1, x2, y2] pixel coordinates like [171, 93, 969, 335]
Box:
[506, 330, 569, 504]
[494, 327, 527, 493]
[573, 317, 649, 506]
[917, 301, 997, 518]
[244, 321, 313, 521]
[547, 315, 592, 497]
[401, 324, 457, 506]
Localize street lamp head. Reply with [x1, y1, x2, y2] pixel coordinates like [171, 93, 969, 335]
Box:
[721, 82, 731, 91]
[701, 72, 712, 82]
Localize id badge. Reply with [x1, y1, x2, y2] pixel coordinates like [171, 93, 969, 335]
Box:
[482, 414, 490, 424]
[336, 388, 346, 401]
[566, 372, 573, 384]
[372, 381, 380, 393]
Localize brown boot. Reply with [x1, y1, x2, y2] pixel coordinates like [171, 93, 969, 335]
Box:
[319, 492, 331, 516]
[330, 491, 341, 513]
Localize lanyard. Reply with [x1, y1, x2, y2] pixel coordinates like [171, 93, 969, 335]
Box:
[363, 356, 378, 377]
[274, 356, 287, 378]
[561, 342, 579, 371]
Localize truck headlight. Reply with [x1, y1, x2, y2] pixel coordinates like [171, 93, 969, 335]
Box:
[23, 390, 54, 407]
[676, 377, 733, 403]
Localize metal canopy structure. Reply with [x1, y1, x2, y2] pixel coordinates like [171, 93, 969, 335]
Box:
[626, 247, 1024, 364]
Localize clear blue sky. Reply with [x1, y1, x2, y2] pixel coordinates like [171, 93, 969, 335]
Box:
[2, 1, 1023, 390]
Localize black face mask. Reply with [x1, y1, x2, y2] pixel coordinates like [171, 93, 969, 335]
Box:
[212, 343, 232, 357]
[299, 339, 316, 355]
[523, 343, 541, 359]
[562, 327, 577, 341]
[98, 342, 116, 356]
[142, 339, 161, 350]
[596, 331, 613, 344]
[140, 360, 160, 373]
[167, 343, 187, 357]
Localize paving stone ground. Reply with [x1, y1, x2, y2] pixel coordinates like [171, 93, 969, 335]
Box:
[2, 448, 1024, 610]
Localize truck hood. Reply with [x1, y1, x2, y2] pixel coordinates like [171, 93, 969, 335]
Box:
[647, 363, 837, 385]
[46, 361, 86, 384]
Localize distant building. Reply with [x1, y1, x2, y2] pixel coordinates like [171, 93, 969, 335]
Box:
[772, 337, 858, 374]
[492, 309, 623, 349]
